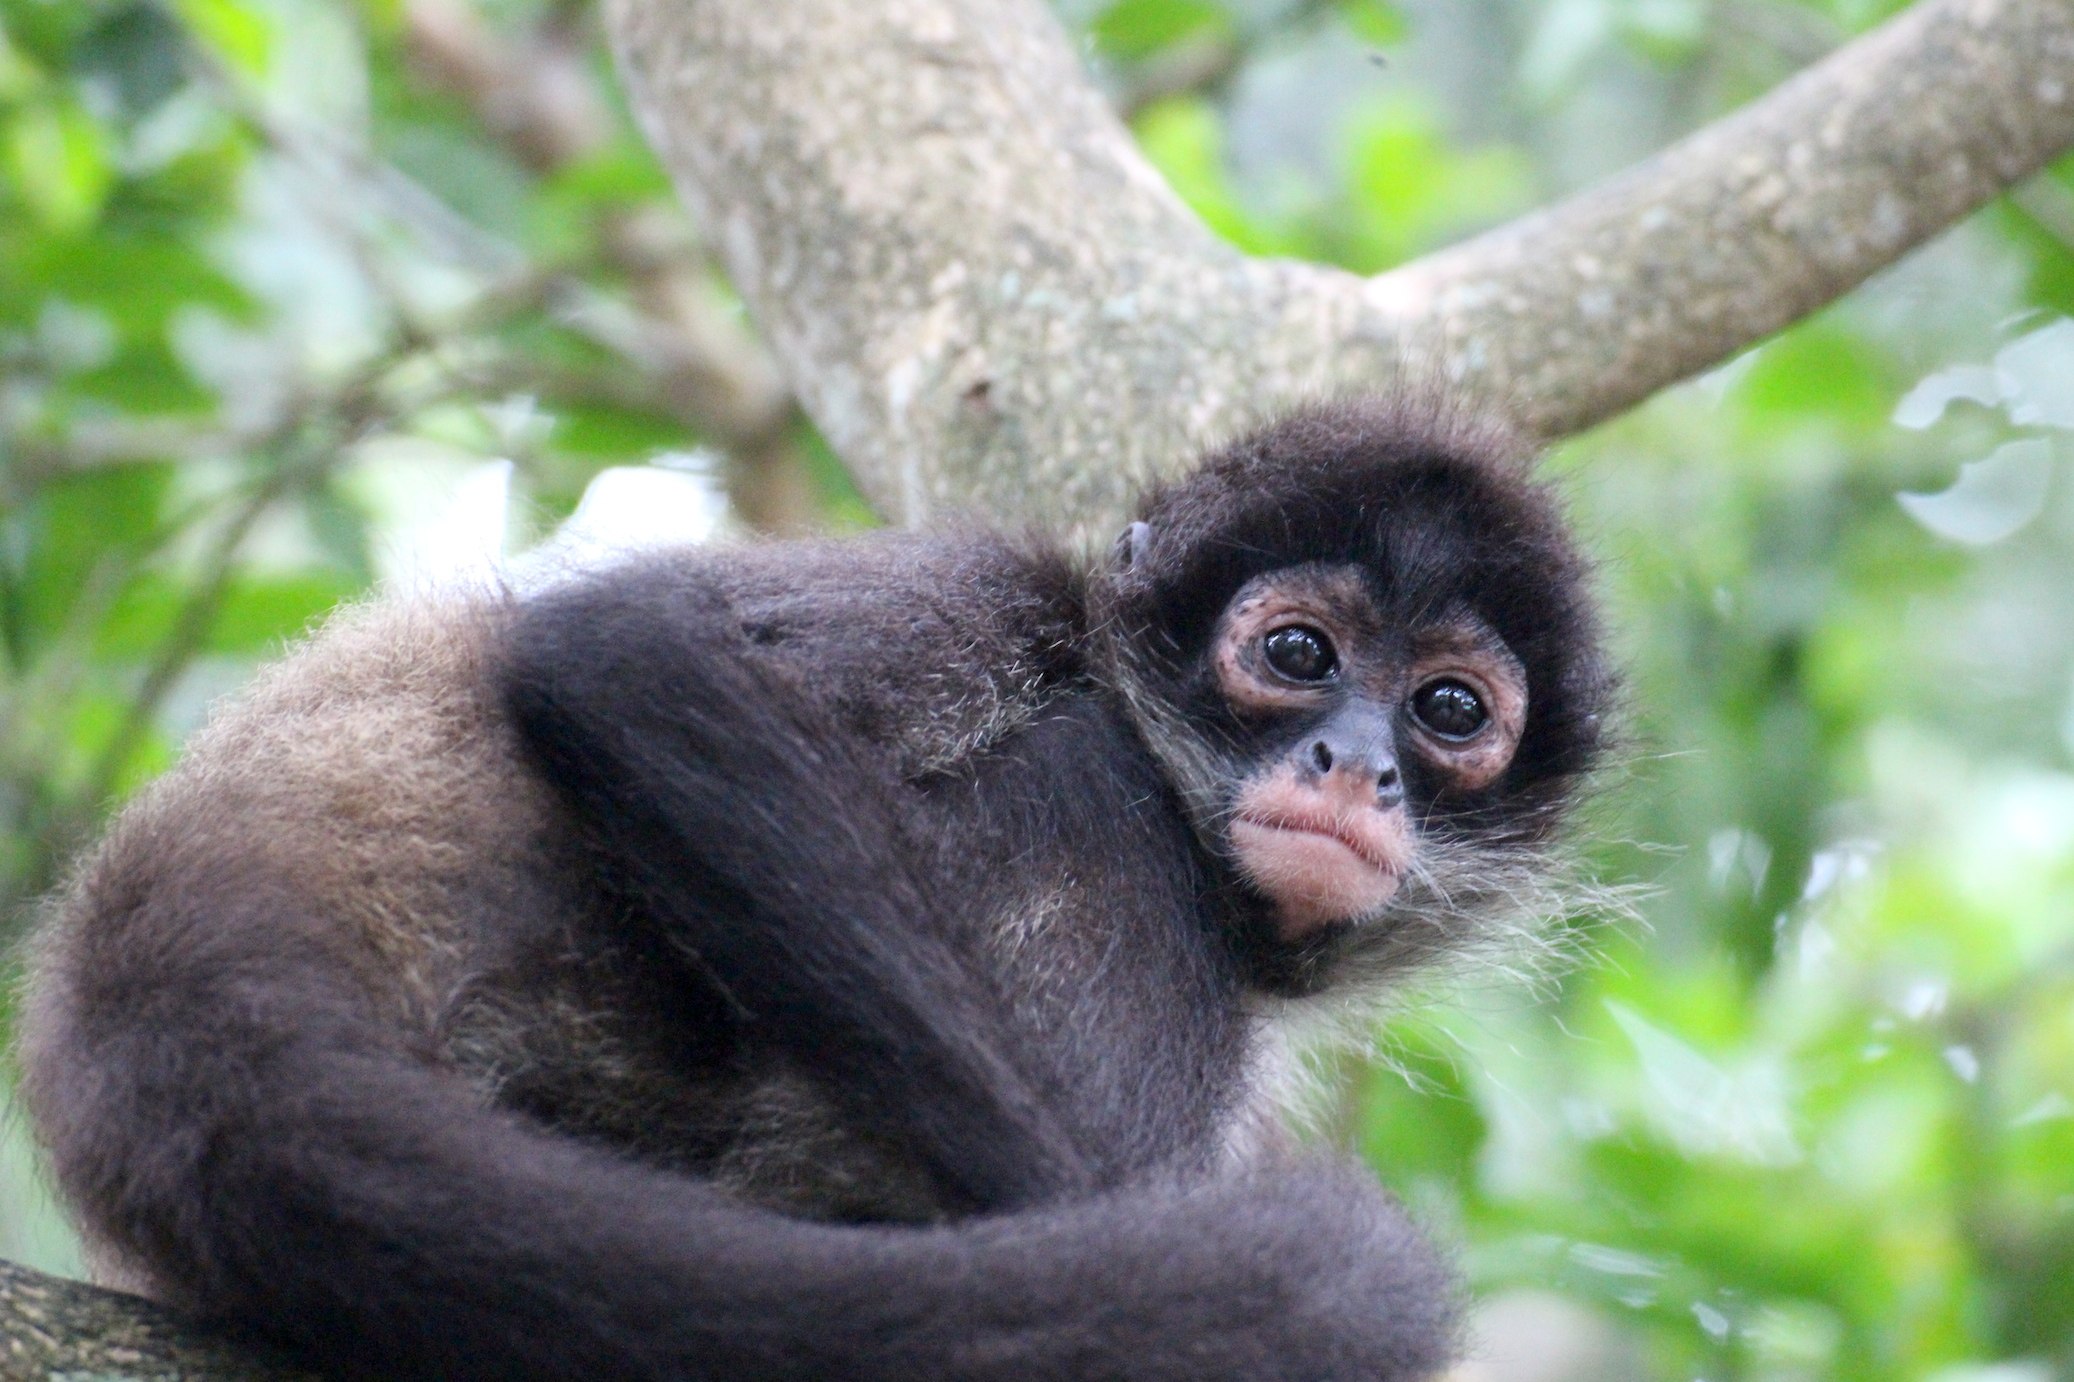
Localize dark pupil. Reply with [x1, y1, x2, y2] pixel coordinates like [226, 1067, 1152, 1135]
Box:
[1412, 680, 1488, 739]
[1262, 626, 1336, 682]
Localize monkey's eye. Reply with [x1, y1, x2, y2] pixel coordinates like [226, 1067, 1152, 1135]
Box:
[1261, 625, 1337, 683]
[1411, 679, 1488, 740]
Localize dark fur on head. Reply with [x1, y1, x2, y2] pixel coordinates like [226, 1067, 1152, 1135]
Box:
[1098, 398, 1612, 992]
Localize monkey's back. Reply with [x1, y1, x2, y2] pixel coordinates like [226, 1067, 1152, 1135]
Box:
[30, 593, 536, 1034]
[23, 577, 1000, 1282]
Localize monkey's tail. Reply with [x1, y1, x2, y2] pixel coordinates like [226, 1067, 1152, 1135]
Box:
[22, 935, 1456, 1382]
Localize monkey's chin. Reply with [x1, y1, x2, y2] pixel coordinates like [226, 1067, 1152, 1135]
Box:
[1229, 819, 1403, 943]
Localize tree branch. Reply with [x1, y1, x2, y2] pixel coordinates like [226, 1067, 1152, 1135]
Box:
[0, 1260, 308, 1381]
[1381, 0, 2074, 438]
[608, 0, 2074, 536]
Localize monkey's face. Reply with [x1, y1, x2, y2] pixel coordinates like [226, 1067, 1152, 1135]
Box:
[1209, 565, 1528, 941]
[1095, 403, 1612, 986]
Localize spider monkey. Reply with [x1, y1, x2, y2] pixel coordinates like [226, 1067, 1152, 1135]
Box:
[19, 398, 1609, 1381]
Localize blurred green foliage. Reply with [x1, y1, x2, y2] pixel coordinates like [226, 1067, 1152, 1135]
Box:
[4, 0, 2073, 1376]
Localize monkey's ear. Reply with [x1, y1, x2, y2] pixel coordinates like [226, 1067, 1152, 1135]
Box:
[1112, 521, 1152, 572]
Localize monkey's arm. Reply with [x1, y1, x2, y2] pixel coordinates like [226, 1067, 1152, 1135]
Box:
[503, 555, 1090, 1213]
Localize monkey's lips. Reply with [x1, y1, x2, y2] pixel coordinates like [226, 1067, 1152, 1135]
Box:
[1229, 809, 1405, 941]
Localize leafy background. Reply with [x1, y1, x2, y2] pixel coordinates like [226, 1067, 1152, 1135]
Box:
[3, 0, 2072, 1376]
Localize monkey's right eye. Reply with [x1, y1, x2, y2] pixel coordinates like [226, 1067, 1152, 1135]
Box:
[1410, 678, 1488, 740]
[1261, 626, 1338, 683]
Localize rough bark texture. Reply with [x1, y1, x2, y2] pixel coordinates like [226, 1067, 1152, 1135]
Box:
[610, 0, 2074, 537]
[0, 1260, 308, 1381]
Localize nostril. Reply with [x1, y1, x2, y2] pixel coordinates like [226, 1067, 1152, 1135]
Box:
[1310, 741, 1334, 774]
[1376, 764, 1403, 807]
[1376, 764, 1399, 790]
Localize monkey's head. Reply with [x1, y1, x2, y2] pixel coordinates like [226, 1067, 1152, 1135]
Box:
[1096, 400, 1612, 992]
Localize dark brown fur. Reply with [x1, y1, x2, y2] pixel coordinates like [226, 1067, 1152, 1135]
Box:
[19, 400, 1609, 1380]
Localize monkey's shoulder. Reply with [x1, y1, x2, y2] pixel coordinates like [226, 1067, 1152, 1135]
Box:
[703, 530, 1091, 776]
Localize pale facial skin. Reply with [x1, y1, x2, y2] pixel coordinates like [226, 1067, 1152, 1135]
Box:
[1210, 566, 1529, 942]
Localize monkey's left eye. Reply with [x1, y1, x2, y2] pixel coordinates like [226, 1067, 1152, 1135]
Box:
[1411, 679, 1489, 740]
[1261, 626, 1337, 683]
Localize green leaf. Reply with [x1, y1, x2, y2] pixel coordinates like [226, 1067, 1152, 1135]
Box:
[6, 97, 115, 232]
[551, 401, 690, 462]
[97, 570, 360, 658]
[530, 148, 675, 262]
[33, 687, 174, 799]
[1090, 0, 1229, 62]
[1613, 0, 1708, 64]
[539, 144, 672, 209]
[0, 18, 43, 102]
[1132, 97, 1306, 257]
[1735, 322, 1899, 436]
[8, 461, 175, 658]
[1356, 1027, 1487, 1193]
[20, 230, 254, 333]
[1336, 95, 1531, 272]
[171, 0, 272, 75]
[0, 0, 99, 68]
[1337, 0, 1408, 47]
[64, 346, 210, 413]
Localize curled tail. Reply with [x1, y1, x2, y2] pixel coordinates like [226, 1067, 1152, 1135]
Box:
[24, 947, 1458, 1381]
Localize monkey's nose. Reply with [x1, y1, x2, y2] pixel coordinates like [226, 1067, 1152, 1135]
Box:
[1304, 738, 1404, 811]
[1374, 762, 1403, 810]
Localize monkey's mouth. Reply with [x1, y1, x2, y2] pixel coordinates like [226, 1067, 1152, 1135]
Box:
[1229, 810, 1406, 942]
[1230, 810, 1399, 873]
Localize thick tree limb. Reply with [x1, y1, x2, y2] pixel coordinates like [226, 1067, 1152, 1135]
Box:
[0, 1260, 308, 1381]
[609, 0, 2074, 535]
[1390, 0, 2074, 439]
